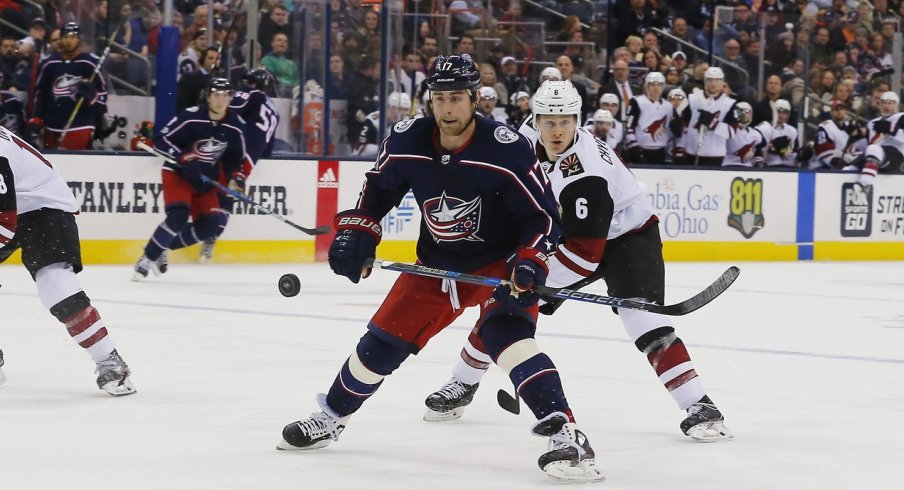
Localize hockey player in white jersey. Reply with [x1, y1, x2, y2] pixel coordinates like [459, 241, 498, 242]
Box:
[0, 126, 136, 396]
[756, 99, 800, 168]
[476, 86, 507, 123]
[586, 109, 623, 151]
[857, 91, 904, 189]
[424, 80, 732, 442]
[354, 92, 411, 157]
[810, 100, 854, 169]
[679, 67, 738, 166]
[624, 72, 673, 164]
[667, 88, 689, 162]
[723, 102, 766, 167]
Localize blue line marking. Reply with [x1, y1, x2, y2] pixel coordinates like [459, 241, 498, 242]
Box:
[4, 291, 901, 366]
[796, 172, 816, 260]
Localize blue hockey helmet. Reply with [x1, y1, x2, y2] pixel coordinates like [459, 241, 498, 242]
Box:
[425, 54, 480, 95]
[61, 22, 80, 37]
[206, 77, 232, 96]
[242, 68, 270, 90]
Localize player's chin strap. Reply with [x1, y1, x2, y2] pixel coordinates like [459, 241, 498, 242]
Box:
[441, 278, 461, 311]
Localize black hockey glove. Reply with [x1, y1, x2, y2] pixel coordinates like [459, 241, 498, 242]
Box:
[179, 162, 212, 193]
[668, 117, 685, 138]
[771, 136, 791, 154]
[227, 171, 246, 197]
[492, 247, 548, 307]
[328, 210, 382, 284]
[623, 142, 642, 163]
[873, 119, 892, 135]
[696, 110, 716, 130]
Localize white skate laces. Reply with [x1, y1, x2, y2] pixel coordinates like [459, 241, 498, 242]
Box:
[423, 377, 479, 422]
[277, 394, 349, 450]
[531, 412, 605, 483]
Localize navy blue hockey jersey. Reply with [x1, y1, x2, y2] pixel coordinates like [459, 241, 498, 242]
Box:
[33, 53, 107, 131]
[0, 91, 25, 136]
[359, 116, 560, 272]
[229, 87, 279, 162]
[154, 105, 251, 182]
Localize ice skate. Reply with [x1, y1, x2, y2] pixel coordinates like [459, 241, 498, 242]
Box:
[200, 238, 216, 263]
[681, 395, 733, 442]
[131, 255, 152, 281]
[278, 394, 349, 450]
[423, 378, 479, 422]
[531, 412, 605, 483]
[95, 350, 137, 396]
[0, 348, 6, 385]
[152, 251, 168, 275]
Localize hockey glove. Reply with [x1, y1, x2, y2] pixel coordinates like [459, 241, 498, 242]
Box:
[328, 210, 382, 284]
[873, 119, 892, 135]
[771, 136, 790, 154]
[623, 141, 642, 163]
[179, 162, 212, 193]
[673, 146, 687, 161]
[493, 247, 549, 307]
[228, 172, 246, 196]
[696, 110, 716, 130]
[668, 117, 685, 138]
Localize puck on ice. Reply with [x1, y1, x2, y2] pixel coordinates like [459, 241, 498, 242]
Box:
[278, 273, 301, 297]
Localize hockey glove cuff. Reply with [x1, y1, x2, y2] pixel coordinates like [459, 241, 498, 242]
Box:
[328, 210, 383, 284]
[228, 172, 246, 196]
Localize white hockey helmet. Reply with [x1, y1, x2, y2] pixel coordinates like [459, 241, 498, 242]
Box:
[398, 92, 412, 110]
[668, 88, 686, 100]
[735, 101, 752, 113]
[704, 66, 725, 80]
[774, 99, 791, 112]
[880, 91, 900, 103]
[645, 71, 665, 85]
[540, 66, 563, 81]
[532, 80, 582, 118]
[387, 92, 410, 109]
[599, 92, 619, 106]
[510, 91, 530, 105]
[478, 86, 498, 100]
[593, 109, 614, 123]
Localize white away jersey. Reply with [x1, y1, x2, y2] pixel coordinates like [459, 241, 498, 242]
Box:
[540, 128, 654, 287]
[2, 126, 77, 215]
[625, 96, 673, 149]
[810, 119, 850, 169]
[684, 92, 736, 157]
[723, 125, 765, 167]
[757, 121, 799, 167]
[867, 112, 904, 151]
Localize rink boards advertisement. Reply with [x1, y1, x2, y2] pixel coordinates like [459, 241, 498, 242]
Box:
[3, 154, 904, 265]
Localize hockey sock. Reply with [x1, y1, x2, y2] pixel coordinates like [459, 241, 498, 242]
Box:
[636, 326, 705, 410]
[170, 213, 228, 251]
[144, 206, 189, 260]
[495, 338, 572, 421]
[36, 263, 115, 363]
[325, 332, 409, 417]
[452, 331, 492, 385]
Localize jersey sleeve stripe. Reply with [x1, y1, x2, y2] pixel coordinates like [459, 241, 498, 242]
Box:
[556, 243, 598, 275]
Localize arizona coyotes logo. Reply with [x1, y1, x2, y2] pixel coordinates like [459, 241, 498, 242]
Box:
[733, 141, 756, 162]
[52, 74, 82, 101]
[559, 153, 584, 177]
[183, 138, 228, 163]
[423, 192, 483, 242]
[644, 116, 668, 139]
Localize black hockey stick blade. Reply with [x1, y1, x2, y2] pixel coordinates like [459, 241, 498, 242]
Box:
[497, 389, 520, 415]
[370, 259, 740, 316]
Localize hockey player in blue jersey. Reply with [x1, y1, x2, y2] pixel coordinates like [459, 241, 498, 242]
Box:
[132, 78, 251, 280]
[277, 55, 604, 482]
[28, 22, 108, 150]
[199, 68, 279, 263]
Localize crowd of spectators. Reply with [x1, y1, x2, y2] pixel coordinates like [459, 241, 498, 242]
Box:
[0, 0, 901, 159]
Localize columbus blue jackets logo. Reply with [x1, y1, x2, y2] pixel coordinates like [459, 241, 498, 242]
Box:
[494, 126, 519, 144]
[183, 138, 228, 163]
[394, 119, 415, 133]
[423, 192, 483, 242]
[52, 74, 82, 100]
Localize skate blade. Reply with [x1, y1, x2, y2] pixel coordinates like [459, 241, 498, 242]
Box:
[687, 420, 733, 442]
[130, 271, 147, 282]
[151, 263, 166, 276]
[199, 255, 211, 264]
[423, 407, 465, 422]
[276, 438, 331, 451]
[100, 377, 137, 396]
[542, 459, 606, 483]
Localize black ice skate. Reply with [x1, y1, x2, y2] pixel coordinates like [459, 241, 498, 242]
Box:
[95, 350, 137, 396]
[423, 377, 479, 422]
[681, 395, 733, 442]
[531, 412, 605, 483]
[200, 238, 216, 263]
[278, 394, 349, 450]
[0, 348, 6, 385]
[131, 253, 168, 282]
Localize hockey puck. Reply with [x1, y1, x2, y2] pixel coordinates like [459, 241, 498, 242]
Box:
[278, 273, 301, 297]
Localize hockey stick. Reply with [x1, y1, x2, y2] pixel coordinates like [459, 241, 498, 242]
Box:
[497, 388, 520, 415]
[212, 0, 245, 78]
[137, 142, 330, 236]
[367, 259, 740, 316]
[59, 16, 133, 145]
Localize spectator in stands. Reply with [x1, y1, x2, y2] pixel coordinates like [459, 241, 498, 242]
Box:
[867, 33, 893, 68]
[176, 46, 218, 112]
[811, 27, 834, 67]
[612, 0, 661, 47]
[358, 9, 382, 58]
[448, 0, 482, 35]
[258, 4, 291, 56]
[671, 51, 690, 80]
[337, 0, 366, 30]
[340, 31, 365, 71]
[641, 49, 662, 74]
[0, 36, 25, 92]
[555, 15, 582, 45]
[18, 17, 47, 53]
[879, 16, 898, 45]
[871, 0, 894, 31]
[46, 28, 60, 58]
[730, 4, 756, 33]
[455, 34, 476, 57]
[562, 0, 592, 25]
[499, 56, 526, 98]
[753, 74, 797, 127]
[299, 31, 325, 87]
[327, 54, 351, 100]
[478, 63, 507, 109]
[624, 35, 643, 62]
[262, 33, 299, 97]
[345, 55, 379, 146]
[765, 31, 794, 78]
[600, 59, 637, 121]
[182, 4, 209, 49]
[661, 17, 694, 61]
[390, 48, 425, 100]
[178, 28, 207, 78]
[722, 38, 749, 97]
[420, 35, 438, 61]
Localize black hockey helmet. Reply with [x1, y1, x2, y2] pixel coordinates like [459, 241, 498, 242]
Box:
[242, 68, 270, 90]
[207, 77, 232, 95]
[425, 54, 480, 95]
[61, 22, 80, 37]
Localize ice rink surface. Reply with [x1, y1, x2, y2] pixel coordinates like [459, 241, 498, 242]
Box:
[1, 260, 903, 489]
